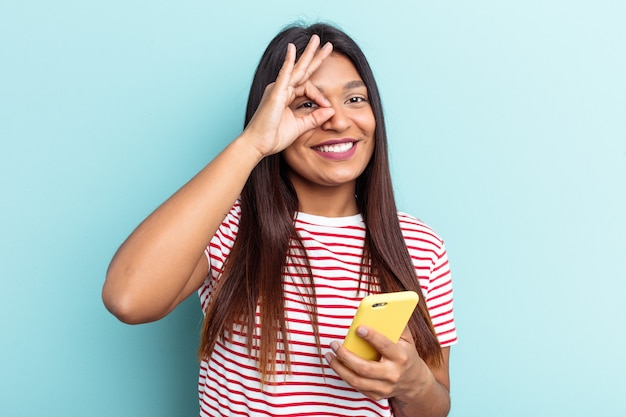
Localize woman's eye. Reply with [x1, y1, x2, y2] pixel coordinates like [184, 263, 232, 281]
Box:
[297, 101, 318, 110]
[347, 96, 368, 104]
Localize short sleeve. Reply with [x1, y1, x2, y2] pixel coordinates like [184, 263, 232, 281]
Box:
[399, 212, 457, 347]
[424, 242, 457, 347]
[197, 202, 241, 313]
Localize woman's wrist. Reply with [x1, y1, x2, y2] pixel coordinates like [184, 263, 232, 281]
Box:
[231, 131, 268, 165]
[391, 365, 450, 417]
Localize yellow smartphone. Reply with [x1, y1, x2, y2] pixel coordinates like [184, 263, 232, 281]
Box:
[343, 291, 419, 361]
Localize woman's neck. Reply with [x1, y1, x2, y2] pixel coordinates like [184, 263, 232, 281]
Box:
[293, 182, 358, 217]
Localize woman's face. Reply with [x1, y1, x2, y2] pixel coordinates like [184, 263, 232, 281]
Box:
[282, 53, 376, 194]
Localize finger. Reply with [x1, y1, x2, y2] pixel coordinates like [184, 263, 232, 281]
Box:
[289, 35, 320, 83]
[295, 80, 331, 108]
[326, 344, 391, 400]
[353, 326, 408, 362]
[295, 107, 335, 134]
[328, 339, 378, 378]
[291, 37, 333, 85]
[325, 345, 366, 381]
[274, 43, 297, 92]
[303, 41, 333, 79]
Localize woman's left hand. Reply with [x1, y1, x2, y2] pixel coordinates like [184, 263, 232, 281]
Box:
[324, 326, 429, 402]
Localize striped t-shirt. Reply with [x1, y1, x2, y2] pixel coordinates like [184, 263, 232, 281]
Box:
[198, 202, 457, 416]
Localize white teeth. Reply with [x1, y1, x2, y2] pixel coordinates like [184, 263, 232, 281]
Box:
[316, 142, 354, 153]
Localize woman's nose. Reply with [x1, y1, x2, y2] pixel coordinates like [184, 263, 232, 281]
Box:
[321, 104, 351, 132]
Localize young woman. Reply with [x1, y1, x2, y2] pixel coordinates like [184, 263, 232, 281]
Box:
[103, 22, 457, 417]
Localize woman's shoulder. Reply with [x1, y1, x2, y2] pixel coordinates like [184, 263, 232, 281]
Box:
[397, 211, 445, 250]
[211, 200, 243, 242]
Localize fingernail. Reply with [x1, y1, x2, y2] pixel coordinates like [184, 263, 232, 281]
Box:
[330, 341, 339, 352]
[325, 352, 333, 363]
[357, 326, 368, 337]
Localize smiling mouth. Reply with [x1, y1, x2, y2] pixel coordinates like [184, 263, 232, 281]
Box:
[314, 142, 355, 153]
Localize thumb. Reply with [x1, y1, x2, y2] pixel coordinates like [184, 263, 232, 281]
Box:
[297, 107, 335, 133]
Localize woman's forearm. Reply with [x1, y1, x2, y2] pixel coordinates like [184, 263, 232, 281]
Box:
[102, 135, 263, 323]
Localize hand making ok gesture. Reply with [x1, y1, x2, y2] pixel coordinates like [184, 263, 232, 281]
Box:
[242, 35, 336, 158]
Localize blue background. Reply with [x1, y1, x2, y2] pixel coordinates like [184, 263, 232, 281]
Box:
[1, 1, 625, 416]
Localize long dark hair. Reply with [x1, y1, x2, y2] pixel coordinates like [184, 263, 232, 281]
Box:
[199, 22, 442, 380]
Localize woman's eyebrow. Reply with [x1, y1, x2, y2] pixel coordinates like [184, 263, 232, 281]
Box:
[316, 80, 366, 92]
[344, 80, 366, 90]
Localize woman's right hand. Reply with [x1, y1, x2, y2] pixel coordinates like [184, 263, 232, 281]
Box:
[241, 35, 335, 158]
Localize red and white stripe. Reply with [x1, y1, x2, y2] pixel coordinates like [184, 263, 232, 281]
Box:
[198, 202, 457, 416]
